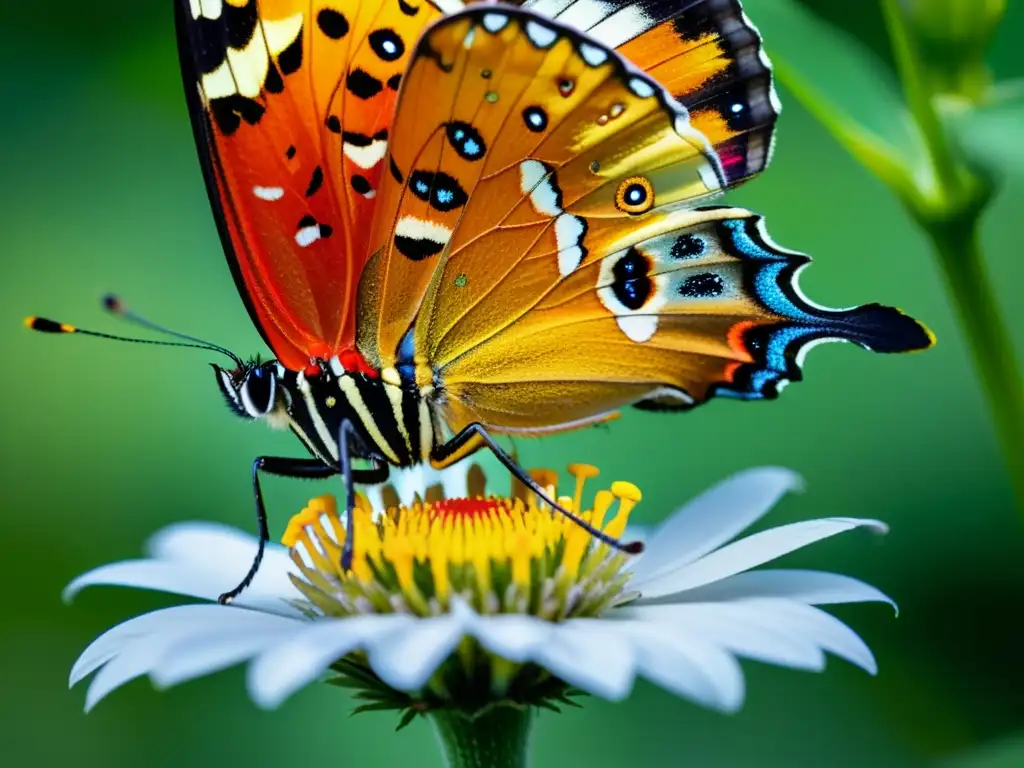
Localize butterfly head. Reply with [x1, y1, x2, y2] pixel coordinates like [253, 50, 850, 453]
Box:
[213, 359, 288, 425]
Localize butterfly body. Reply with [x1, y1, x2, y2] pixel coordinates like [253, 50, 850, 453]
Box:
[215, 358, 435, 470]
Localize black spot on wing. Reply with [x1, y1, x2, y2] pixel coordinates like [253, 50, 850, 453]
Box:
[679, 272, 724, 298]
[209, 95, 265, 135]
[192, 17, 228, 74]
[670, 234, 704, 260]
[347, 69, 383, 99]
[389, 157, 404, 184]
[351, 174, 371, 194]
[297, 214, 317, 229]
[396, 235, 445, 261]
[342, 131, 373, 147]
[611, 247, 652, 310]
[398, 0, 419, 16]
[445, 122, 486, 161]
[278, 27, 303, 75]
[224, 0, 259, 48]
[522, 106, 547, 132]
[264, 61, 284, 93]
[387, 74, 402, 91]
[286, 145, 297, 159]
[369, 28, 405, 62]
[326, 115, 342, 133]
[317, 8, 349, 39]
[408, 170, 468, 212]
[305, 166, 324, 197]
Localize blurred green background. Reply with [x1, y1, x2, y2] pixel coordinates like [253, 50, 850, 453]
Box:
[2, 1, 1023, 766]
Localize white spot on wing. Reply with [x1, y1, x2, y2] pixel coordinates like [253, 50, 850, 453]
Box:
[464, 27, 476, 49]
[587, 5, 655, 48]
[343, 140, 388, 169]
[558, 0, 614, 32]
[200, 13, 302, 100]
[520, 160, 562, 217]
[554, 213, 585, 264]
[329, 356, 345, 376]
[558, 245, 584, 277]
[482, 13, 509, 33]
[195, 0, 222, 20]
[296, 225, 321, 247]
[628, 77, 655, 98]
[253, 185, 285, 201]
[616, 314, 658, 343]
[578, 42, 608, 67]
[526, 21, 558, 48]
[395, 216, 452, 246]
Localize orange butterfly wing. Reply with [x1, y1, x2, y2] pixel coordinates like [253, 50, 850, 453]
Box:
[176, 0, 456, 371]
[357, 7, 931, 438]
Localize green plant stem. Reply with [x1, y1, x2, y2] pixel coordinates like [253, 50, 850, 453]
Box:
[430, 705, 533, 768]
[929, 219, 1024, 511]
[880, 0, 960, 198]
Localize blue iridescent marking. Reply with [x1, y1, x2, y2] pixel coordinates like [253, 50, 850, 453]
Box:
[415, 179, 429, 195]
[463, 138, 481, 156]
[396, 326, 416, 384]
[436, 188, 454, 205]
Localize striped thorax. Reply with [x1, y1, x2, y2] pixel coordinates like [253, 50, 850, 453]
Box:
[214, 357, 435, 468]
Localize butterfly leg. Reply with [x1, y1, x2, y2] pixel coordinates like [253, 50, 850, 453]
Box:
[431, 424, 644, 555]
[337, 420, 391, 573]
[218, 457, 337, 605]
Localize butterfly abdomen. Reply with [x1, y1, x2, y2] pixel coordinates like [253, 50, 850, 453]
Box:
[279, 362, 433, 469]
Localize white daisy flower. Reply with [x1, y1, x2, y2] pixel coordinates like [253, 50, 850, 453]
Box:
[66, 463, 893, 765]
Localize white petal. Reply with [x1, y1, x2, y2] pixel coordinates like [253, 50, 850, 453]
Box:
[636, 518, 887, 600]
[624, 603, 826, 671]
[151, 622, 302, 688]
[736, 599, 878, 674]
[368, 611, 468, 692]
[535, 620, 635, 701]
[248, 615, 413, 708]
[630, 467, 803, 586]
[80, 606, 293, 711]
[606, 618, 744, 712]
[392, 465, 426, 506]
[70, 605, 240, 687]
[147, 522, 297, 610]
[64, 561, 220, 604]
[467, 614, 552, 662]
[65, 522, 300, 614]
[647, 569, 896, 612]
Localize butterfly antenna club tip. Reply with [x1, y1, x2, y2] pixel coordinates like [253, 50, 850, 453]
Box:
[101, 293, 125, 314]
[24, 316, 76, 334]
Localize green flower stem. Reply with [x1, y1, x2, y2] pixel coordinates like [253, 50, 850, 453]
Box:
[430, 705, 533, 768]
[929, 219, 1024, 510]
[877, 0, 1024, 513]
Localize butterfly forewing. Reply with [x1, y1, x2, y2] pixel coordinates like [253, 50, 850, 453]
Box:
[357, 7, 932, 436]
[176, 0, 455, 370]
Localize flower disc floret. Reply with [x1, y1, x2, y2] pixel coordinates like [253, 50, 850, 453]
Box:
[283, 465, 640, 622]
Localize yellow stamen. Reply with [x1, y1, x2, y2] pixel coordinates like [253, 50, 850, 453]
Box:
[283, 463, 643, 619]
[568, 463, 599, 515]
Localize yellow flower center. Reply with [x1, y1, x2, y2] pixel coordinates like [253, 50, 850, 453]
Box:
[282, 464, 641, 620]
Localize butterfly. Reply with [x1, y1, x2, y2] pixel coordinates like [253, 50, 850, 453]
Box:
[30, 0, 932, 602]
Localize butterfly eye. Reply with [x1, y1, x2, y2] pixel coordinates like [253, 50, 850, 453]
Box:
[242, 366, 277, 416]
[615, 176, 654, 215]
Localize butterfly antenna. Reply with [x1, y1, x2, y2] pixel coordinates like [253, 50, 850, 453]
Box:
[25, 303, 244, 368]
[100, 294, 244, 367]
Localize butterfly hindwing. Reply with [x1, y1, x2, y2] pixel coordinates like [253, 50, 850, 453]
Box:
[357, 7, 932, 435]
[176, 0, 457, 370]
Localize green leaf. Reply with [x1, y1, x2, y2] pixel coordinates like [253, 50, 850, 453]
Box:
[946, 80, 1024, 176]
[396, 709, 420, 731]
[746, 0, 927, 195]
